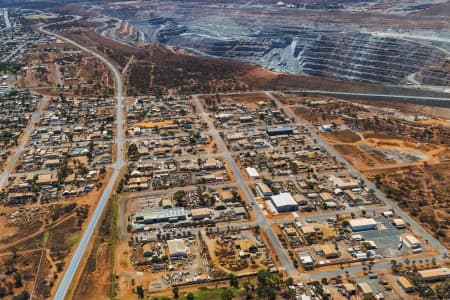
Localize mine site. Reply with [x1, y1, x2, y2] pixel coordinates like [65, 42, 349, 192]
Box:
[0, 0, 449, 300]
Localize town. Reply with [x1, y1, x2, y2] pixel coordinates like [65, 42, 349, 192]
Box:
[0, 5, 449, 300]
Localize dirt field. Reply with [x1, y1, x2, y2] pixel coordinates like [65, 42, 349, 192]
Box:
[364, 163, 450, 248]
[322, 130, 361, 143]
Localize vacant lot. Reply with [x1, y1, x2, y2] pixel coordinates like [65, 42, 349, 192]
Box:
[322, 130, 361, 143]
[367, 163, 450, 249]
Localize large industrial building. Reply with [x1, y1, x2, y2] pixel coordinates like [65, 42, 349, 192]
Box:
[418, 267, 450, 282]
[348, 218, 377, 232]
[271, 193, 298, 213]
[134, 207, 187, 224]
[266, 126, 294, 136]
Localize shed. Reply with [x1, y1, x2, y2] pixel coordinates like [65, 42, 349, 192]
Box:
[357, 282, 373, 295]
[392, 218, 406, 229]
[397, 276, 414, 293]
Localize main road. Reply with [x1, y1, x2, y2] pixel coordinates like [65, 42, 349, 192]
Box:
[39, 25, 126, 300]
[3, 8, 11, 29]
[193, 95, 298, 277]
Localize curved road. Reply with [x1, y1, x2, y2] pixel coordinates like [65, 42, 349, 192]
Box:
[39, 25, 126, 300]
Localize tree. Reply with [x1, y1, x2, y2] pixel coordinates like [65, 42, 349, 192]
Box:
[221, 288, 234, 300]
[11, 290, 29, 300]
[243, 281, 252, 300]
[256, 270, 277, 300]
[172, 287, 179, 299]
[186, 292, 195, 300]
[173, 190, 186, 204]
[13, 272, 22, 288]
[136, 285, 144, 299]
[229, 273, 239, 288]
[11, 247, 18, 259]
[286, 277, 294, 286]
[128, 143, 138, 157]
[390, 259, 398, 273]
[0, 286, 7, 298]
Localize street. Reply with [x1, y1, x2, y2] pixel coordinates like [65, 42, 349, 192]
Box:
[39, 24, 126, 300]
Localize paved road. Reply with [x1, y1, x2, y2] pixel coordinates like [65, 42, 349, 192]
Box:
[0, 96, 49, 189]
[39, 25, 126, 300]
[290, 90, 450, 101]
[3, 9, 11, 29]
[193, 95, 298, 277]
[265, 91, 449, 258]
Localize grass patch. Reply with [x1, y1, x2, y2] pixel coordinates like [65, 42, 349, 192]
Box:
[42, 231, 50, 247]
[180, 287, 237, 300]
[64, 231, 80, 248]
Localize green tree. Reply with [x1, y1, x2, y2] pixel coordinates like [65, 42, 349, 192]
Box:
[221, 288, 234, 300]
[136, 285, 144, 299]
[286, 277, 294, 286]
[13, 272, 22, 288]
[128, 143, 138, 157]
[229, 273, 239, 288]
[173, 190, 186, 204]
[172, 287, 179, 299]
[186, 292, 195, 300]
[390, 259, 398, 273]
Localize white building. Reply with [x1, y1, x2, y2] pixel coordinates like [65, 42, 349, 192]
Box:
[271, 193, 298, 213]
[404, 234, 421, 249]
[167, 239, 188, 258]
[245, 167, 260, 178]
[348, 218, 377, 232]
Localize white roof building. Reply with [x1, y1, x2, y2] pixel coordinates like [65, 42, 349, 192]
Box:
[348, 218, 377, 232]
[245, 167, 260, 178]
[404, 234, 421, 248]
[271, 193, 298, 213]
[167, 239, 188, 258]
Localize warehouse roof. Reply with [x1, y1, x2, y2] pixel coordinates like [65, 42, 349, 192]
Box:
[271, 193, 297, 208]
[393, 218, 406, 227]
[191, 208, 211, 217]
[135, 207, 186, 222]
[418, 267, 450, 280]
[397, 276, 413, 289]
[266, 126, 293, 134]
[167, 239, 188, 256]
[404, 234, 420, 246]
[349, 218, 377, 228]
